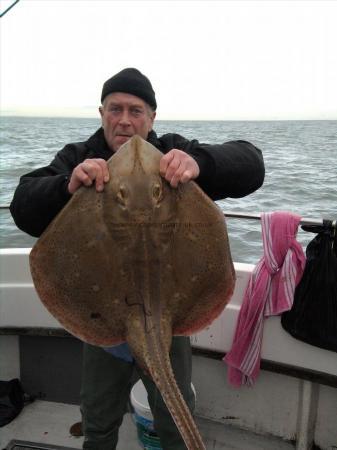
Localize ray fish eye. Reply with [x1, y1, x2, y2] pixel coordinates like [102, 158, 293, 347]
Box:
[152, 182, 163, 201]
[116, 185, 127, 205]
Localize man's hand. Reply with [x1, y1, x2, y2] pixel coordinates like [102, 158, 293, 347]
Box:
[68, 158, 110, 194]
[159, 149, 200, 188]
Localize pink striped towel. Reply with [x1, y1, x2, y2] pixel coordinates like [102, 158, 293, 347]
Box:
[224, 211, 306, 387]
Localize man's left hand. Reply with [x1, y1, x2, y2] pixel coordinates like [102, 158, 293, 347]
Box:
[159, 149, 200, 188]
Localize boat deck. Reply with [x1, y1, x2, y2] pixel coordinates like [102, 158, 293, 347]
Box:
[1, 400, 295, 450]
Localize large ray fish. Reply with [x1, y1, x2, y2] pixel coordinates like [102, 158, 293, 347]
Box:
[30, 135, 235, 450]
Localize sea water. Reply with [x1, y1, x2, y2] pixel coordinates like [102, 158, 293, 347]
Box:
[1, 116, 336, 264]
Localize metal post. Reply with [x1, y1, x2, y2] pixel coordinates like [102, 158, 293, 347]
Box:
[296, 380, 319, 450]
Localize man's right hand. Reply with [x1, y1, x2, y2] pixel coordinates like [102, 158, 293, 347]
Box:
[68, 158, 110, 194]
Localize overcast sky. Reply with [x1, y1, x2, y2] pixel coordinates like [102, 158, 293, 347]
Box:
[1, 0, 337, 120]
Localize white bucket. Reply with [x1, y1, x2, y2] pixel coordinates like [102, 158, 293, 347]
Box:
[130, 380, 196, 450]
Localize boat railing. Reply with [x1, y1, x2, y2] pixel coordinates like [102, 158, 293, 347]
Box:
[225, 211, 336, 228]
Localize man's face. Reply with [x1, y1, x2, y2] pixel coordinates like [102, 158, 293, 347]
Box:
[99, 92, 156, 152]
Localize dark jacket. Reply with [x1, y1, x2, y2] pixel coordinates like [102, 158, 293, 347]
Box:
[10, 128, 265, 237]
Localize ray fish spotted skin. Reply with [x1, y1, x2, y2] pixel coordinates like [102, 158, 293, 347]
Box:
[30, 135, 236, 450]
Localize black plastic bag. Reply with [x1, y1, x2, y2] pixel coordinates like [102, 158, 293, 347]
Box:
[281, 220, 337, 352]
[0, 378, 25, 427]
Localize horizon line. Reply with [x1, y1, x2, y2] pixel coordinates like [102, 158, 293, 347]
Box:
[1, 113, 336, 122]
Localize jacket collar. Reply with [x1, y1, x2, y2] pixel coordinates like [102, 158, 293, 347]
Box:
[86, 128, 112, 160]
[87, 128, 160, 158]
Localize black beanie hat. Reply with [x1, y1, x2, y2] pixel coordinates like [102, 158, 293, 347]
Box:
[101, 68, 157, 110]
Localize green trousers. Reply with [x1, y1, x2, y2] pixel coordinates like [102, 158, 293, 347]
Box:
[81, 337, 195, 450]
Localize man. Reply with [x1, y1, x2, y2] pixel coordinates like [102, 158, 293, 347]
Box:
[10, 68, 265, 450]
